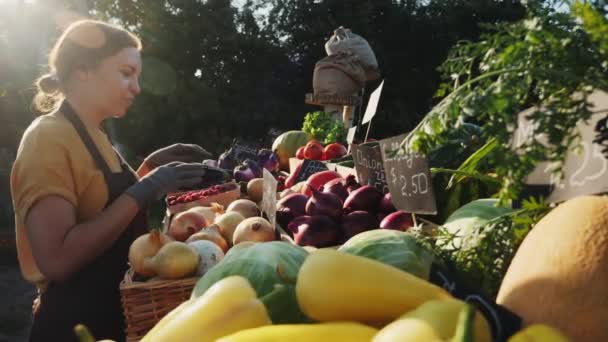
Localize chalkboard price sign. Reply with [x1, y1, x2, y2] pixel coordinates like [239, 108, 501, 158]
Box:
[231, 139, 260, 164]
[513, 91, 608, 203]
[380, 149, 437, 215]
[294, 159, 330, 184]
[351, 143, 389, 194]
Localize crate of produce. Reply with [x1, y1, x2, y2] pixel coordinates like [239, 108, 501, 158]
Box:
[165, 181, 241, 215]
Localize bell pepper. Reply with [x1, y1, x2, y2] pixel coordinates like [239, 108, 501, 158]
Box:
[217, 322, 378, 342]
[141, 276, 271, 342]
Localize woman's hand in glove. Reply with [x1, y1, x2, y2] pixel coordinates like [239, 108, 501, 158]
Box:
[144, 143, 212, 169]
[126, 162, 206, 208]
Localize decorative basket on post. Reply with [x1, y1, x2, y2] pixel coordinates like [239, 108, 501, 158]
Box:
[120, 268, 198, 342]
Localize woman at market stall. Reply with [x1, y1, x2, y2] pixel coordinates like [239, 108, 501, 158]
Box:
[10, 20, 211, 342]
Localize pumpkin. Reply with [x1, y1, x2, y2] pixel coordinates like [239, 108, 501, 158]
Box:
[272, 131, 311, 171]
[496, 195, 608, 342]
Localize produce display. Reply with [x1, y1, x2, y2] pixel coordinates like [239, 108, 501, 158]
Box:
[114, 117, 593, 342]
[110, 17, 608, 340]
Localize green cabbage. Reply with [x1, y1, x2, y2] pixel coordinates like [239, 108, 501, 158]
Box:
[191, 241, 312, 324]
[338, 229, 434, 279]
[443, 198, 514, 250]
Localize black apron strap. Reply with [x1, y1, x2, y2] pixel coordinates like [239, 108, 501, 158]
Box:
[60, 101, 113, 176]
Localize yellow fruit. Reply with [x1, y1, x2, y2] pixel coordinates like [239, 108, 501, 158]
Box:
[373, 299, 492, 342]
[496, 196, 608, 342]
[141, 276, 271, 342]
[143, 241, 199, 279]
[296, 249, 451, 324]
[373, 318, 443, 342]
[508, 324, 571, 342]
[217, 322, 378, 342]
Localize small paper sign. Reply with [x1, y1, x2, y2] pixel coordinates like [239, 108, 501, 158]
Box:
[362, 80, 384, 125]
[347, 126, 357, 144]
[231, 139, 260, 164]
[261, 169, 278, 228]
[294, 159, 329, 184]
[351, 143, 389, 194]
[381, 148, 437, 215]
[513, 91, 608, 203]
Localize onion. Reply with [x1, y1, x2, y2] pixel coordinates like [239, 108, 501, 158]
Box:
[341, 211, 379, 241]
[306, 186, 344, 221]
[226, 199, 260, 218]
[246, 178, 264, 203]
[143, 241, 199, 279]
[380, 211, 414, 231]
[233, 217, 275, 244]
[322, 178, 349, 202]
[378, 192, 397, 214]
[128, 230, 173, 277]
[279, 188, 297, 199]
[345, 175, 361, 193]
[169, 210, 207, 241]
[214, 211, 245, 245]
[186, 224, 229, 252]
[343, 185, 383, 214]
[287, 215, 340, 248]
[276, 193, 309, 229]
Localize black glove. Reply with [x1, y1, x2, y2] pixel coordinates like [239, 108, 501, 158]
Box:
[125, 162, 206, 207]
[144, 143, 212, 170]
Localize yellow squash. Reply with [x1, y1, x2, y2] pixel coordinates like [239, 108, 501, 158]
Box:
[296, 249, 451, 324]
[373, 299, 492, 342]
[141, 276, 271, 342]
[508, 324, 571, 342]
[217, 322, 378, 342]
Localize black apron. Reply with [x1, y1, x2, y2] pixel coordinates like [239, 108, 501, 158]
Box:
[29, 102, 147, 342]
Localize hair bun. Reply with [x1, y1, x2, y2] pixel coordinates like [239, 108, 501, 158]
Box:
[36, 74, 60, 94]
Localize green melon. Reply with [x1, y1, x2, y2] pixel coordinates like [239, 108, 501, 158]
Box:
[272, 130, 311, 171]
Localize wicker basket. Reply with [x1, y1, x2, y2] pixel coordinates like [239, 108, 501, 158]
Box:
[120, 268, 198, 342]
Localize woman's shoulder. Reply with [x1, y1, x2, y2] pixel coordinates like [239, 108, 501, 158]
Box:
[19, 112, 76, 146]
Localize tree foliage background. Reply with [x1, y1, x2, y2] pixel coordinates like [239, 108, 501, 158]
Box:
[1, 0, 532, 231]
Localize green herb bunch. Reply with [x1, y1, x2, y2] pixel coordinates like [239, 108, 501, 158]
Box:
[430, 197, 551, 298]
[403, 1, 608, 203]
[302, 111, 347, 145]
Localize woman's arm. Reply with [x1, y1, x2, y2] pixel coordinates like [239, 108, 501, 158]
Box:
[25, 194, 140, 283]
[25, 162, 208, 283]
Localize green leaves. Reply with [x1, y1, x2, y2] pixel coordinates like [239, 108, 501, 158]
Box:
[407, 3, 608, 203]
[301, 111, 346, 145]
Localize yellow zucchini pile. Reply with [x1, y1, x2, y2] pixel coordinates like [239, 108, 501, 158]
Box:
[139, 248, 568, 342]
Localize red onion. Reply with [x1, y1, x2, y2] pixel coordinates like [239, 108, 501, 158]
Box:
[380, 211, 414, 231]
[323, 178, 349, 201]
[378, 192, 397, 214]
[306, 186, 344, 221]
[276, 193, 309, 229]
[341, 211, 379, 240]
[288, 215, 340, 247]
[343, 185, 383, 214]
[345, 175, 361, 193]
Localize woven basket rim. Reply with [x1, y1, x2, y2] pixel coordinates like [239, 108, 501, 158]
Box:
[120, 267, 199, 290]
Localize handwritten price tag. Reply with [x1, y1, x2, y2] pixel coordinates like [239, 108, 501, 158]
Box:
[351, 143, 389, 193]
[513, 91, 608, 203]
[380, 146, 437, 215]
[261, 169, 278, 229]
[231, 139, 260, 164]
[294, 159, 330, 184]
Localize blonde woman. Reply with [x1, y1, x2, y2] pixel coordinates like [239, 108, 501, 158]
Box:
[11, 20, 210, 341]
